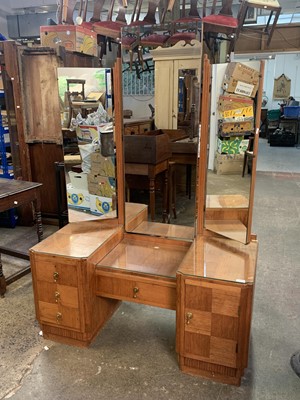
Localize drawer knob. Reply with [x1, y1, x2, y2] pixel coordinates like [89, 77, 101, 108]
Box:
[54, 291, 60, 303]
[186, 312, 193, 325]
[56, 312, 62, 323]
[53, 271, 59, 282]
[133, 287, 139, 298]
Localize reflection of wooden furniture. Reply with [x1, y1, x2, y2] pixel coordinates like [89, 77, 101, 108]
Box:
[202, 0, 240, 56]
[0, 179, 43, 296]
[236, 0, 282, 47]
[150, 41, 201, 130]
[123, 118, 153, 135]
[125, 160, 169, 222]
[30, 57, 261, 386]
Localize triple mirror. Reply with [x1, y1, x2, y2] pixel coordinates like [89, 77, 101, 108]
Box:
[57, 27, 262, 246]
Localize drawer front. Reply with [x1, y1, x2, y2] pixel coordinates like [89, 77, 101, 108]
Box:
[37, 282, 79, 309]
[124, 125, 139, 135]
[138, 123, 151, 134]
[38, 301, 81, 330]
[35, 258, 78, 287]
[96, 274, 176, 310]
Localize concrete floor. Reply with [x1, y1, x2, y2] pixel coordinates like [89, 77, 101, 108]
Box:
[0, 138, 300, 399]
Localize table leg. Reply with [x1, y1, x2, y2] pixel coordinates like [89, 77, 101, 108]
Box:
[149, 177, 155, 222]
[33, 196, 43, 242]
[162, 170, 168, 224]
[0, 254, 7, 297]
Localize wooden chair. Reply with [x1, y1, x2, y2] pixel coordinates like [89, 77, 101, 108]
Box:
[92, 0, 128, 58]
[202, 0, 241, 57]
[167, 0, 201, 45]
[122, 0, 172, 73]
[236, 0, 282, 47]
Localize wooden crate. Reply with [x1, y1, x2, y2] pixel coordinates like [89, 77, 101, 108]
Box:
[124, 130, 171, 164]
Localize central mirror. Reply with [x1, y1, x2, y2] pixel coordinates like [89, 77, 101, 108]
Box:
[121, 24, 202, 240]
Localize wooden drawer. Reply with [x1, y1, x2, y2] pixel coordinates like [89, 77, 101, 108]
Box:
[35, 256, 79, 287]
[138, 123, 151, 134]
[37, 282, 79, 308]
[38, 301, 81, 330]
[124, 125, 139, 135]
[96, 271, 176, 310]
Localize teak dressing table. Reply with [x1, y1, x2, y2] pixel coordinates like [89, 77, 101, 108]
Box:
[30, 52, 264, 386]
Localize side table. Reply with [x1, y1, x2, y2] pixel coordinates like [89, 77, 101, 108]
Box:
[0, 179, 43, 296]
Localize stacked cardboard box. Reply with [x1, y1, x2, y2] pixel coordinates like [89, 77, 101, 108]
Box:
[88, 151, 116, 215]
[215, 63, 259, 175]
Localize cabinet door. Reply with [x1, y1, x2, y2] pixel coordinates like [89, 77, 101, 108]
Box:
[154, 60, 174, 129]
[180, 278, 241, 369]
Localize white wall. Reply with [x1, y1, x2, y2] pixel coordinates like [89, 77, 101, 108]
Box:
[123, 95, 154, 120]
[263, 53, 300, 110]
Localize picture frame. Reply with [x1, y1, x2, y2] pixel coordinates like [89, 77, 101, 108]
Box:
[245, 7, 258, 24]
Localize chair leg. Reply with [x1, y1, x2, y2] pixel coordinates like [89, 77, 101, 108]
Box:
[242, 152, 248, 177]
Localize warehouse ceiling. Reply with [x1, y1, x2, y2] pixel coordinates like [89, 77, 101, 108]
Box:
[2, 0, 300, 17]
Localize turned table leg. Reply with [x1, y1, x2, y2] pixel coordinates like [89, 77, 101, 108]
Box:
[0, 254, 7, 297]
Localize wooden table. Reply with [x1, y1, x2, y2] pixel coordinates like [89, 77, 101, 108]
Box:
[125, 160, 169, 222]
[0, 179, 43, 296]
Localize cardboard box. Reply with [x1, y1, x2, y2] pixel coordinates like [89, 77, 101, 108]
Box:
[124, 130, 171, 164]
[40, 25, 97, 56]
[218, 95, 254, 122]
[217, 137, 249, 154]
[90, 195, 114, 215]
[68, 171, 88, 191]
[223, 63, 260, 98]
[219, 120, 254, 136]
[88, 174, 116, 197]
[90, 152, 115, 177]
[66, 183, 90, 209]
[214, 153, 244, 175]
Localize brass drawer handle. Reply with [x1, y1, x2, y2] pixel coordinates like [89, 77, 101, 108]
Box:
[186, 312, 193, 325]
[133, 287, 139, 298]
[56, 312, 62, 323]
[53, 271, 59, 282]
[54, 291, 60, 303]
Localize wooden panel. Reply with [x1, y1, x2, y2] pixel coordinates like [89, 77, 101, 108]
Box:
[185, 310, 211, 335]
[154, 60, 173, 129]
[211, 314, 239, 341]
[21, 49, 62, 143]
[184, 332, 210, 358]
[29, 143, 64, 216]
[185, 285, 212, 311]
[211, 288, 241, 317]
[209, 336, 237, 368]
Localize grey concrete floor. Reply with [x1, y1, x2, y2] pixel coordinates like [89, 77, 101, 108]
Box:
[1, 138, 300, 399]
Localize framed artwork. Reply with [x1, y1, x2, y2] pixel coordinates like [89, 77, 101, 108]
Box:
[245, 7, 258, 24]
[273, 74, 291, 100]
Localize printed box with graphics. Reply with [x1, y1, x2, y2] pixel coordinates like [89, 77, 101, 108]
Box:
[40, 25, 97, 56]
[90, 195, 114, 215]
[223, 63, 259, 98]
[217, 138, 249, 154]
[218, 95, 254, 122]
[219, 120, 254, 136]
[66, 183, 90, 210]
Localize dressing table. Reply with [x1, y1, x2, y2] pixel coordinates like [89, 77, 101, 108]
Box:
[30, 44, 264, 386]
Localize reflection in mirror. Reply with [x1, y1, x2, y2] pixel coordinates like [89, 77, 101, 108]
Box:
[57, 67, 117, 223]
[121, 26, 202, 240]
[204, 61, 262, 244]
